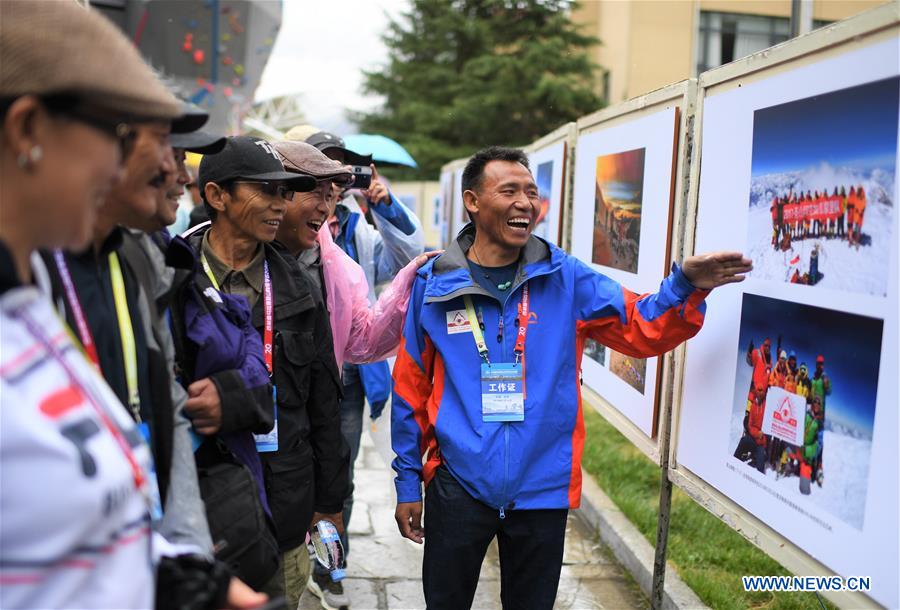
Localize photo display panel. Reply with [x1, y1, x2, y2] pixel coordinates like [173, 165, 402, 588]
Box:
[571, 106, 680, 438]
[677, 36, 899, 609]
[527, 140, 567, 246]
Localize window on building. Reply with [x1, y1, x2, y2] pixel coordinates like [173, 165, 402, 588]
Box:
[696, 11, 834, 74]
[696, 12, 790, 74]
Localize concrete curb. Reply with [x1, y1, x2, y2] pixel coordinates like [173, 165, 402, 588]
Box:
[576, 473, 709, 610]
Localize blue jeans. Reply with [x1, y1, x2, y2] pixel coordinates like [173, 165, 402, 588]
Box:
[314, 363, 364, 575]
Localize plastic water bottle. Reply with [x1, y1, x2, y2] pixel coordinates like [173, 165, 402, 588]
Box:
[310, 520, 345, 582]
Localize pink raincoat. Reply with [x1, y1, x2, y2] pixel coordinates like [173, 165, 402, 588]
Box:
[316, 224, 418, 372]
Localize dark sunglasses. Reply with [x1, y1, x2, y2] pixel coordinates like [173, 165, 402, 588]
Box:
[232, 180, 296, 201]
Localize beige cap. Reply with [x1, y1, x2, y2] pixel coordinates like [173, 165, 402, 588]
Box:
[273, 140, 353, 183]
[283, 124, 322, 142]
[0, 0, 180, 121]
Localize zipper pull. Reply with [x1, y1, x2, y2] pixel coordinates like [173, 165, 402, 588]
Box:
[497, 315, 504, 344]
[499, 506, 506, 520]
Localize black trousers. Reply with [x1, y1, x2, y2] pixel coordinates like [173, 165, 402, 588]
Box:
[734, 435, 766, 473]
[423, 466, 568, 610]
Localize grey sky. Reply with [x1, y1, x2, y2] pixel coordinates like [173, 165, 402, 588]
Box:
[255, 0, 409, 135]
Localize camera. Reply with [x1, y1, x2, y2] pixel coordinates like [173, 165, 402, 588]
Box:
[351, 165, 372, 190]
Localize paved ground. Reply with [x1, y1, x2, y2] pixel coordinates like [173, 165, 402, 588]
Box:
[300, 431, 649, 610]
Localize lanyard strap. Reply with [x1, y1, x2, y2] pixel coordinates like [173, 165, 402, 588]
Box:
[463, 282, 530, 365]
[463, 295, 490, 364]
[514, 283, 530, 362]
[262, 261, 273, 375]
[53, 249, 101, 369]
[202, 253, 274, 375]
[199, 253, 221, 291]
[18, 308, 148, 497]
[108, 252, 141, 421]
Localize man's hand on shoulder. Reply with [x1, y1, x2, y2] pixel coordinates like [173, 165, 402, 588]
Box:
[395, 501, 424, 544]
[682, 251, 753, 290]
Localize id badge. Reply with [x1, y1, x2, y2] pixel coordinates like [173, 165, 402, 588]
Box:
[481, 363, 524, 422]
[254, 389, 279, 453]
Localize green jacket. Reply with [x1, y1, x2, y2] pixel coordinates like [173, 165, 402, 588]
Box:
[803, 411, 820, 462]
[810, 373, 831, 408]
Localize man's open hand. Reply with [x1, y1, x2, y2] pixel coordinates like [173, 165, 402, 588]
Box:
[395, 501, 424, 544]
[682, 251, 753, 290]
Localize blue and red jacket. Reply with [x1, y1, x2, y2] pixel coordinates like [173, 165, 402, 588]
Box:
[391, 226, 709, 513]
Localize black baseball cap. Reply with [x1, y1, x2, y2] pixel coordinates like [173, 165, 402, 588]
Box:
[169, 101, 226, 153]
[171, 101, 208, 134]
[199, 136, 317, 193]
[170, 130, 226, 154]
[305, 130, 373, 166]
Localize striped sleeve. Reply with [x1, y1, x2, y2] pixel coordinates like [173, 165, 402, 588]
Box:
[573, 260, 710, 358]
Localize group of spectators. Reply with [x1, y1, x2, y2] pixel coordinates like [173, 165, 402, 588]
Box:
[1, 3, 426, 609]
[735, 337, 832, 493]
[1, 2, 754, 609]
[769, 184, 868, 250]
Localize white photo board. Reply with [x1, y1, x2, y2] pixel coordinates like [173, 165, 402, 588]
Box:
[449, 165, 468, 242]
[527, 139, 567, 246]
[675, 26, 899, 609]
[571, 104, 680, 440]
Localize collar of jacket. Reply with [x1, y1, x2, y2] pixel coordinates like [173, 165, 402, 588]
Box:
[423, 223, 563, 304]
[75, 226, 125, 260]
[183, 223, 317, 328]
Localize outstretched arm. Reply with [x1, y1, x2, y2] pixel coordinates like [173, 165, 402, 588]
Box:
[574, 252, 750, 359]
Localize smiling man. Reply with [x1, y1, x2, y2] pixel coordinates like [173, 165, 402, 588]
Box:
[391, 146, 753, 609]
[193, 136, 350, 609]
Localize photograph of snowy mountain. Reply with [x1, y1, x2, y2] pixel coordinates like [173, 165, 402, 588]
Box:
[730, 293, 883, 530]
[746, 76, 898, 296]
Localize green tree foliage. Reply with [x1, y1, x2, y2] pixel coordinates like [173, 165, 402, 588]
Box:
[354, 0, 603, 179]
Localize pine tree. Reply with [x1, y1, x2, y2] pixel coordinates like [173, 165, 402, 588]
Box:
[354, 0, 603, 179]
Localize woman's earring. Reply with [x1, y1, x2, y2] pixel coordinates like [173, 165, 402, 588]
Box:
[16, 146, 42, 170]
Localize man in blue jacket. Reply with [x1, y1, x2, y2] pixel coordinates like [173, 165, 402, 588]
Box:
[391, 147, 752, 609]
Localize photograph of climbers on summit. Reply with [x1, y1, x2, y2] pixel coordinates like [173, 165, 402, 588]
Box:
[729, 292, 883, 530]
[746, 76, 898, 296]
